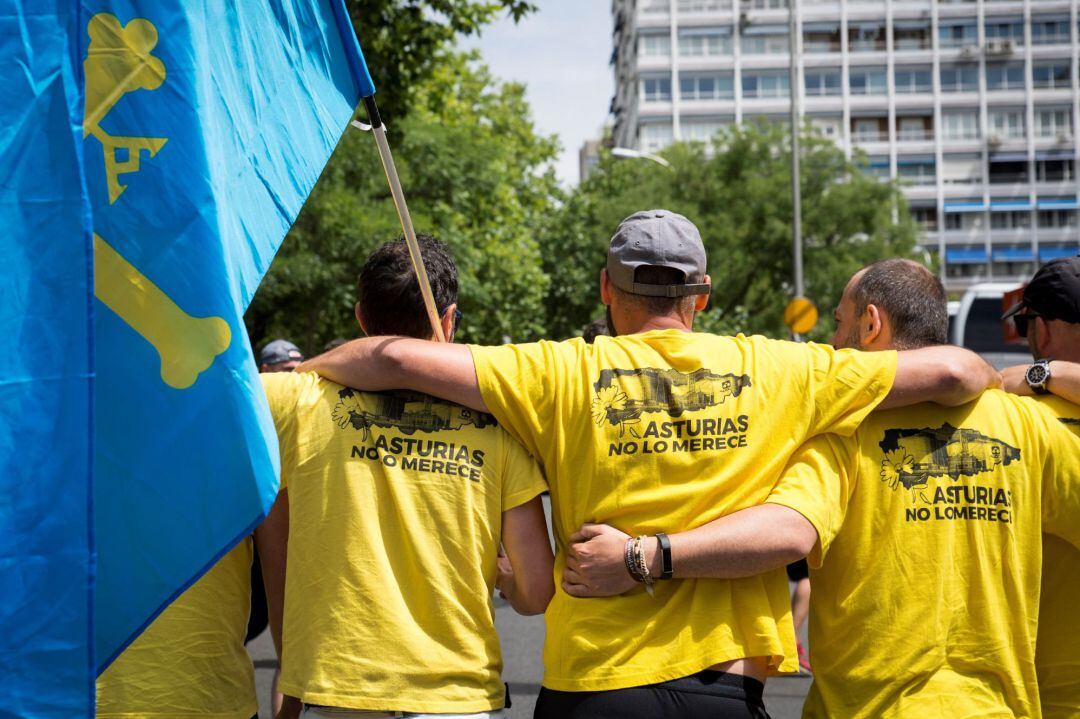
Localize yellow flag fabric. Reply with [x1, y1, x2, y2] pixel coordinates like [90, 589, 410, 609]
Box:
[263, 372, 547, 713]
[1032, 396, 1080, 719]
[95, 539, 256, 719]
[768, 391, 1080, 719]
[469, 330, 896, 691]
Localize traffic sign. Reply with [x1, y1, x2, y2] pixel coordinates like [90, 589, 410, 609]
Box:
[784, 297, 818, 335]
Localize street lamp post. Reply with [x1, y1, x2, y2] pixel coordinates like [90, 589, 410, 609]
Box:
[789, 0, 804, 314]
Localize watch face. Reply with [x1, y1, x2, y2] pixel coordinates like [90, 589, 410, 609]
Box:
[1027, 364, 1049, 386]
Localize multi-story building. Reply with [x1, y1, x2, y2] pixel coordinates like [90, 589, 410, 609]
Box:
[611, 0, 1080, 289]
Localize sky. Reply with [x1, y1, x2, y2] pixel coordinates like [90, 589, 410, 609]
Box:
[466, 0, 614, 186]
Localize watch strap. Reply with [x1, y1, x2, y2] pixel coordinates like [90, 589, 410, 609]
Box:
[656, 532, 673, 580]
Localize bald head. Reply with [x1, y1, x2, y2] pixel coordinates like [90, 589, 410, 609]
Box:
[833, 259, 948, 351]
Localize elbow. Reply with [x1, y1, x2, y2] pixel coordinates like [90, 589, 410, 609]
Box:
[789, 526, 817, 560]
[941, 353, 999, 406]
[514, 578, 555, 616]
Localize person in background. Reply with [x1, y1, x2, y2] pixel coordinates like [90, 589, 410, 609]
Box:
[322, 337, 348, 353]
[581, 317, 608, 344]
[95, 507, 287, 719]
[254, 338, 303, 714]
[259, 339, 304, 373]
[260, 235, 554, 719]
[786, 560, 811, 673]
[299, 212, 998, 719]
[998, 256, 1080, 719]
[562, 259, 1080, 719]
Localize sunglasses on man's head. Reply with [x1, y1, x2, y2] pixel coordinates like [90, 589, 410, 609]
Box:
[1012, 311, 1041, 338]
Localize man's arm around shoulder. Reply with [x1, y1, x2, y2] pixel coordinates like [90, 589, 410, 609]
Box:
[881, 345, 1001, 410]
[1002, 360, 1080, 404]
[297, 337, 487, 412]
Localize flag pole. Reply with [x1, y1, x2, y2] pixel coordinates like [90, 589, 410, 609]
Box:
[357, 95, 447, 343]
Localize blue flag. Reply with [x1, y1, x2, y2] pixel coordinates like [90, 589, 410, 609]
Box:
[0, 4, 95, 717]
[84, 0, 372, 671]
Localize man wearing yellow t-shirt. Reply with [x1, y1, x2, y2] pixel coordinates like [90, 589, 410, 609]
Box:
[301, 212, 998, 718]
[999, 256, 1080, 719]
[563, 259, 1080, 719]
[95, 531, 282, 719]
[259, 236, 554, 719]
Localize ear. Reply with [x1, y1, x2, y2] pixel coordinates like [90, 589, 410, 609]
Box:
[441, 303, 458, 342]
[600, 269, 613, 306]
[861, 303, 884, 348]
[1033, 317, 1053, 359]
[355, 302, 370, 337]
[693, 274, 712, 312]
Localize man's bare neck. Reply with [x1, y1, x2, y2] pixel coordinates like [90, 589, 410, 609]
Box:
[617, 316, 693, 335]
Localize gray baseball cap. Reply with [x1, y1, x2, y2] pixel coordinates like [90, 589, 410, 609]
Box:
[259, 339, 304, 365]
[607, 210, 710, 297]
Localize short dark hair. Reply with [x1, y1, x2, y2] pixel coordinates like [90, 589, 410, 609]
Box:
[613, 265, 697, 316]
[357, 235, 458, 339]
[851, 259, 947, 349]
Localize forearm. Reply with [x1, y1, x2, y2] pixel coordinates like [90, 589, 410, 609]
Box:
[297, 336, 487, 411]
[651, 504, 817, 580]
[880, 346, 1000, 410]
[1048, 361, 1080, 404]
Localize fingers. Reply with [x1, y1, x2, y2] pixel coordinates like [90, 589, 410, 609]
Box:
[568, 523, 607, 543]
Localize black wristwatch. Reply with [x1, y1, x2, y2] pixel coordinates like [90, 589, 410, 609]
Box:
[655, 533, 673, 580]
[1026, 359, 1053, 395]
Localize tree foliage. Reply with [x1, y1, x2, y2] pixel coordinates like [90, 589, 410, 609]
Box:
[539, 122, 920, 342]
[246, 51, 559, 352]
[342, 0, 535, 122]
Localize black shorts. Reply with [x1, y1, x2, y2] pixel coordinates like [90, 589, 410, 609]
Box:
[533, 670, 771, 719]
[786, 559, 809, 582]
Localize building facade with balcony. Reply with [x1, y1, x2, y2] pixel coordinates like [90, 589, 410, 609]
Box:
[610, 0, 1080, 289]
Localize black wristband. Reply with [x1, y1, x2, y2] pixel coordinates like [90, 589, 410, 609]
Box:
[656, 533, 673, 580]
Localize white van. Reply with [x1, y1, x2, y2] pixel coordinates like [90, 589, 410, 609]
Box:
[950, 282, 1029, 369]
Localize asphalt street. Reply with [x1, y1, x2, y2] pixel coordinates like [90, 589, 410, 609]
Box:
[249, 597, 811, 719]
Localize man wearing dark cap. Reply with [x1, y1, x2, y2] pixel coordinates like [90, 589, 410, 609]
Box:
[1000, 256, 1080, 719]
[259, 339, 304, 373]
[300, 211, 998, 718]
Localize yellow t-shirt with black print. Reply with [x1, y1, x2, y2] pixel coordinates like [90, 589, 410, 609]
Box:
[767, 391, 1080, 719]
[263, 371, 547, 713]
[1033, 395, 1080, 719]
[95, 539, 256, 719]
[469, 330, 897, 692]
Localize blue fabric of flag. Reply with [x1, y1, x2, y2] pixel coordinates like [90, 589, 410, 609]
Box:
[84, 0, 368, 670]
[0, 3, 95, 716]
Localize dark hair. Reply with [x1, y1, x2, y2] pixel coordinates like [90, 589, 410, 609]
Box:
[357, 235, 458, 339]
[614, 265, 697, 316]
[851, 259, 947, 349]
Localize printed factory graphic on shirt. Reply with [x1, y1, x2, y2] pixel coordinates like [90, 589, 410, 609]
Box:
[590, 367, 752, 437]
[878, 423, 1020, 522]
[333, 387, 497, 440]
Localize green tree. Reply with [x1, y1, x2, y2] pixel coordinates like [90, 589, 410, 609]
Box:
[343, 0, 535, 123]
[540, 122, 919, 341]
[246, 51, 559, 352]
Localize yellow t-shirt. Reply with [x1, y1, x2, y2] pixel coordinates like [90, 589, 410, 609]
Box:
[1033, 395, 1080, 719]
[95, 539, 257, 719]
[767, 391, 1080, 719]
[263, 371, 547, 713]
[469, 330, 897, 691]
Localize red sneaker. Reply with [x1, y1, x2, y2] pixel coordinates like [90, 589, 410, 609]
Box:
[797, 640, 812, 674]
